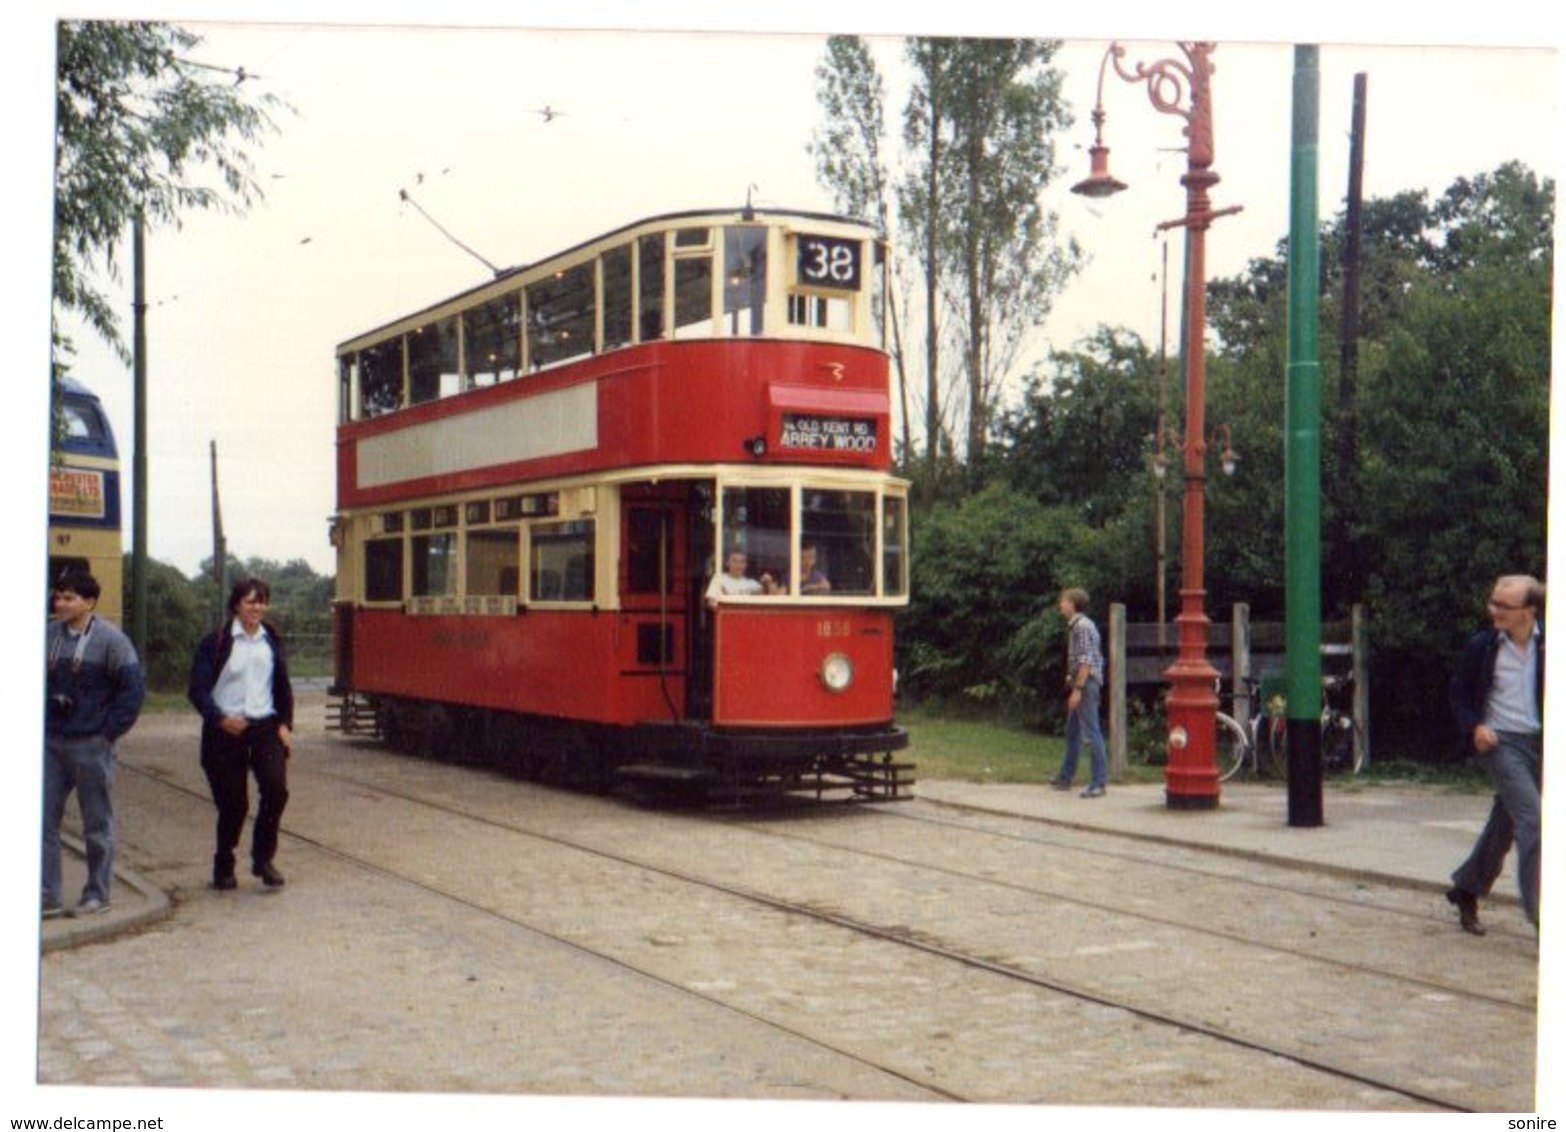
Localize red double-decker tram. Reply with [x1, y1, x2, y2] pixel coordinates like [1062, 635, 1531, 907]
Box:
[329, 208, 912, 802]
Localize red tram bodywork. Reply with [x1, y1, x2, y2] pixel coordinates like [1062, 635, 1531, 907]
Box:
[330, 210, 911, 800]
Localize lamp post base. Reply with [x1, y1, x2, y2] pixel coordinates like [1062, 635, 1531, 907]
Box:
[1165, 784, 1221, 810]
[1162, 605, 1223, 809]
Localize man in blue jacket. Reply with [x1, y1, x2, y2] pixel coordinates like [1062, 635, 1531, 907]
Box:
[188, 578, 295, 890]
[43, 572, 144, 918]
[1446, 574, 1544, 935]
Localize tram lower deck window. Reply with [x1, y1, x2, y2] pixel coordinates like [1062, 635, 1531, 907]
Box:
[412, 533, 456, 597]
[364, 538, 403, 602]
[531, 520, 595, 602]
[467, 528, 520, 596]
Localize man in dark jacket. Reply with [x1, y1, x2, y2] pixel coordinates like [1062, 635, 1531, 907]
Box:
[188, 578, 295, 890]
[43, 572, 144, 917]
[1446, 574, 1543, 934]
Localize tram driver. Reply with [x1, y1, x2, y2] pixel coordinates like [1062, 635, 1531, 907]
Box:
[706, 548, 765, 609]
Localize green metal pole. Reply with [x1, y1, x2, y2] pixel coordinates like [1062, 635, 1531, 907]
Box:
[1285, 46, 1324, 826]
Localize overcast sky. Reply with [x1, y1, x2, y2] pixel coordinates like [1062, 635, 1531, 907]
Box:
[7, 3, 1565, 1128]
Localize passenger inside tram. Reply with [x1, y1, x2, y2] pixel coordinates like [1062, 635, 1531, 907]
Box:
[761, 542, 832, 596]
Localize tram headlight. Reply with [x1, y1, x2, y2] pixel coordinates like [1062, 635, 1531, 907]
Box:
[819, 652, 854, 693]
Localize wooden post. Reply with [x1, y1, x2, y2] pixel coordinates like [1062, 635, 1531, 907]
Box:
[1232, 602, 1253, 733]
[1109, 602, 1127, 776]
[1352, 603, 1369, 768]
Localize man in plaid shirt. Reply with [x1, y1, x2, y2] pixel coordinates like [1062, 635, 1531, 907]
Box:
[1050, 587, 1108, 797]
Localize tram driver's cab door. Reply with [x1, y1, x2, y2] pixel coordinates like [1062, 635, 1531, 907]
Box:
[619, 483, 708, 720]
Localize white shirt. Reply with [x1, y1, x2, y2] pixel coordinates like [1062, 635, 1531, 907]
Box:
[211, 619, 277, 720]
[1485, 628, 1541, 735]
[706, 572, 762, 601]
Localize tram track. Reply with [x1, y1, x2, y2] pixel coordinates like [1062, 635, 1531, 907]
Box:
[729, 802, 1536, 1012]
[120, 760, 964, 1101]
[121, 751, 1521, 1111]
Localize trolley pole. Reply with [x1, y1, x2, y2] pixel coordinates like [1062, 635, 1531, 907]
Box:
[211, 440, 228, 620]
[1284, 47, 1324, 826]
[130, 211, 149, 658]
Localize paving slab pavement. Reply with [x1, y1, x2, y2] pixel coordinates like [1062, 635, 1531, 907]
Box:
[913, 777, 1521, 904]
[40, 832, 171, 954]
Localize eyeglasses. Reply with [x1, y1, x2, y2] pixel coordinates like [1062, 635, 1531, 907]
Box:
[1487, 598, 1527, 612]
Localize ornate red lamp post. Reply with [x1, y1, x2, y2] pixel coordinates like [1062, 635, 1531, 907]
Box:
[1072, 42, 1241, 809]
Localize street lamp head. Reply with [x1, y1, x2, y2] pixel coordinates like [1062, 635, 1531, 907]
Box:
[1213, 422, 1238, 476]
[1071, 143, 1128, 199]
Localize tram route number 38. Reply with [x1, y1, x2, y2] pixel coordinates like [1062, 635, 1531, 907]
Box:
[797, 234, 860, 290]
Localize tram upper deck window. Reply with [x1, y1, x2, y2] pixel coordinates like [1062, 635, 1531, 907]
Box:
[788, 232, 861, 333]
[673, 227, 714, 339]
[358, 339, 404, 418]
[638, 233, 665, 341]
[408, 317, 460, 405]
[338, 356, 356, 424]
[60, 398, 105, 442]
[528, 263, 595, 370]
[601, 245, 633, 351]
[464, 293, 522, 388]
[723, 227, 767, 336]
[531, 520, 595, 602]
[787, 294, 852, 332]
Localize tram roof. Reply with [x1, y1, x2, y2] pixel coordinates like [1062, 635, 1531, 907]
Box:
[338, 205, 878, 353]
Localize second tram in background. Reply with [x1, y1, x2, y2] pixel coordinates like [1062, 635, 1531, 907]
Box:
[329, 207, 912, 802]
[47, 376, 124, 621]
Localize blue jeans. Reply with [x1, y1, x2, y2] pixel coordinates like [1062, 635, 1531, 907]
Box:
[1473, 731, 1542, 926]
[1058, 678, 1108, 790]
[43, 733, 116, 907]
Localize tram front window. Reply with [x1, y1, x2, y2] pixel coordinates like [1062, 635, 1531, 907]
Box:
[882, 495, 908, 598]
[802, 490, 875, 596]
[719, 487, 790, 589]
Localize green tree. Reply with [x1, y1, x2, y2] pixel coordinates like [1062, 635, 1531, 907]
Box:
[901, 484, 1088, 709]
[1354, 172, 1551, 753]
[910, 162, 1552, 762]
[901, 37, 957, 486]
[53, 21, 281, 375]
[996, 328, 1160, 518]
[809, 35, 912, 460]
[129, 554, 206, 689]
[900, 38, 1081, 476]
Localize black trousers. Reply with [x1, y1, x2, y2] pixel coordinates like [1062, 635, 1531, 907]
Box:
[201, 719, 289, 874]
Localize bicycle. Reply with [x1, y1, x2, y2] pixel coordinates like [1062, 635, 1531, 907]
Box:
[1213, 671, 1365, 781]
[1317, 671, 1365, 774]
[1214, 674, 1287, 782]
